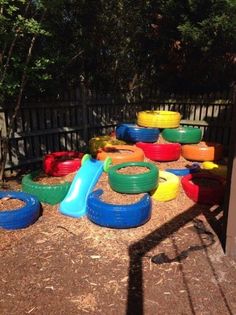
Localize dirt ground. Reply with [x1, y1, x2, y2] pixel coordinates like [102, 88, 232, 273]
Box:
[0, 158, 236, 315]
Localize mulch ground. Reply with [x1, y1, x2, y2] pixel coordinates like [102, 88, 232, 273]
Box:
[0, 156, 236, 315]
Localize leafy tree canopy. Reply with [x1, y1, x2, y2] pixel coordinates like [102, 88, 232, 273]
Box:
[0, 0, 235, 98]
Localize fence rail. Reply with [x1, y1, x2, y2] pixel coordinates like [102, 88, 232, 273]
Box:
[0, 89, 233, 170]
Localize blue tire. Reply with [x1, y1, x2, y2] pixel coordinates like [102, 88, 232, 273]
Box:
[0, 191, 40, 230]
[87, 189, 152, 228]
[116, 123, 160, 143]
[165, 163, 200, 176]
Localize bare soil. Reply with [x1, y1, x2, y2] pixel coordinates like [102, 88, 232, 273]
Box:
[1, 157, 236, 315]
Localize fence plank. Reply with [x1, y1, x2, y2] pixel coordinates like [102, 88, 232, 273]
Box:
[0, 91, 232, 170]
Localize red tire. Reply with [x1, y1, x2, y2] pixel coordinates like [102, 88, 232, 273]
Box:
[44, 151, 84, 177]
[136, 142, 181, 161]
[181, 173, 225, 205]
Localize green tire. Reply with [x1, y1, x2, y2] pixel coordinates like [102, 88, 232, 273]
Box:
[162, 127, 202, 144]
[22, 171, 71, 205]
[108, 162, 159, 194]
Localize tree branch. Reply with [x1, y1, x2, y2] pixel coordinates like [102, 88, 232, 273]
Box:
[0, 9, 47, 182]
[0, 0, 31, 84]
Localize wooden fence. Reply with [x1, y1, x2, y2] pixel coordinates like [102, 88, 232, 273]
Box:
[0, 89, 233, 170]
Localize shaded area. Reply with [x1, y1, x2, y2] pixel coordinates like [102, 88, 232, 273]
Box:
[126, 202, 232, 315]
[151, 218, 215, 265]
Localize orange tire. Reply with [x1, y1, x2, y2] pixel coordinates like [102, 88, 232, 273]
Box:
[181, 142, 223, 161]
[96, 145, 144, 165]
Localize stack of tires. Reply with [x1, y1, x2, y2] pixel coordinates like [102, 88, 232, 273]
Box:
[116, 110, 224, 164]
[113, 111, 185, 202]
[116, 111, 183, 162]
[114, 110, 226, 205]
[87, 161, 159, 229]
[22, 151, 84, 205]
[1, 151, 86, 230]
[165, 135, 226, 205]
[86, 112, 185, 228]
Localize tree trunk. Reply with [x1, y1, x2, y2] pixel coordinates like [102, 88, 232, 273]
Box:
[0, 10, 46, 184]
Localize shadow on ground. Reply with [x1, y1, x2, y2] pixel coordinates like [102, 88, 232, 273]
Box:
[126, 203, 233, 315]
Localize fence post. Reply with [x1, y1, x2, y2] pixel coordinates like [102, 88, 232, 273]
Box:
[0, 108, 8, 178]
[0, 108, 7, 145]
[80, 77, 89, 144]
[224, 84, 236, 257]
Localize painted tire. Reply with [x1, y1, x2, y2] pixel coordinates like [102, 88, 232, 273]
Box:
[162, 127, 202, 144]
[136, 142, 181, 161]
[108, 162, 158, 193]
[97, 145, 144, 165]
[202, 161, 227, 177]
[89, 136, 126, 156]
[103, 157, 113, 172]
[181, 142, 223, 161]
[116, 123, 160, 143]
[81, 153, 91, 165]
[137, 110, 181, 128]
[22, 171, 71, 205]
[87, 189, 152, 228]
[0, 191, 40, 230]
[165, 163, 200, 176]
[151, 171, 180, 201]
[181, 173, 225, 205]
[43, 151, 84, 177]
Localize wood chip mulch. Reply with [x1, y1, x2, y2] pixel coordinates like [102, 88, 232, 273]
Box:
[33, 171, 76, 185]
[117, 166, 150, 174]
[0, 198, 25, 211]
[1, 151, 235, 315]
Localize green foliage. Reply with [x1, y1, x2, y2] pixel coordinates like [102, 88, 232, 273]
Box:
[141, 0, 236, 91]
[0, 0, 58, 101]
[39, 0, 234, 93]
[0, 0, 235, 98]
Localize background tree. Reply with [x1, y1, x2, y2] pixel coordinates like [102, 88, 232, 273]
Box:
[15, 0, 234, 95]
[2, 0, 235, 96]
[146, 0, 236, 92]
[0, 0, 62, 181]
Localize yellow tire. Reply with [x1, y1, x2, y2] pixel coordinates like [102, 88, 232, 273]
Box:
[137, 110, 181, 128]
[202, 161, 227, 178]
[151, 171, 180, 201]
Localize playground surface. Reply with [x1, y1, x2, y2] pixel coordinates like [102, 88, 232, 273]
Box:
[1, 163, 236, 315]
